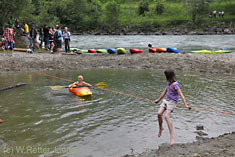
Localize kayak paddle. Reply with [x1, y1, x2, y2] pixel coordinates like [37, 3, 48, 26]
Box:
[50, 82, 107, 90]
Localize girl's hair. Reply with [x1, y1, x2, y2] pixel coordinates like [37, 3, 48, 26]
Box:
[78, 75, 83, 80]
[164, 69, 176, 85]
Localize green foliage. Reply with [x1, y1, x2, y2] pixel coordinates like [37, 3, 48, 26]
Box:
[138, 1, 149, 16]
[2, 0, 235, 33]
[155, 0, 165, 15]
[103, 0, 120, 31]
[184, 0, 209, 24]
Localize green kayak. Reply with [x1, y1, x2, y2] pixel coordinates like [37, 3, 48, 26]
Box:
[81, 50, 89, 53]
[97, 49, 108, 54]
[191, 50, 232, 53]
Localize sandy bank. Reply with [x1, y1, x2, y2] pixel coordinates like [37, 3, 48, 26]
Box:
[0, 52, 234, 75]
[123, 132, 235, 157]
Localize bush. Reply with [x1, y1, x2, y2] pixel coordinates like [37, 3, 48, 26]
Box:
[138, 1, 149, 16]
[156, 2, 165, 15]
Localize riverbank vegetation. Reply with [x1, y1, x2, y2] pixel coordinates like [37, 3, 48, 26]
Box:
[1, 0, 235, 33]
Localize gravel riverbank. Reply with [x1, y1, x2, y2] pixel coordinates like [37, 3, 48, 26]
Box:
[0, 52, 235, 75]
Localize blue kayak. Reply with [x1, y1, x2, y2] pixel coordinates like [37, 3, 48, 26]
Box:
[107, 48, 117, 54]
[167, 48, 181, 53]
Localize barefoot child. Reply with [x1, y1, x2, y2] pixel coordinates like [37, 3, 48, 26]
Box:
[69, 75, 92, 87]
[155, 69, 191, 146]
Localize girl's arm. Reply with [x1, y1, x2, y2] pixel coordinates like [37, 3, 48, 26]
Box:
[177, 89, 191, 109]
[69, 82, 77, 87]
[83, 82, 92, 87]
[155, 87, 167, 103]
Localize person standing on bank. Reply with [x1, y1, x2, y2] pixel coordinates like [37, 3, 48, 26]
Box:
[63, 27, 71, 53]
[3, 25, 14, 56]
[43, 24, 50, 50]
[29, 24, 37, 52]
[155, 69, 191, 146]
[54, 26, 63, 54]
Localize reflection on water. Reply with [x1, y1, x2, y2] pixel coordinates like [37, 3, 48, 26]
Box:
[0, 69, 234, 157]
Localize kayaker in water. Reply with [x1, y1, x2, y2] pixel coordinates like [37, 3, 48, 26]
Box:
[69, 75, 92, 87]
[154, 69, 191, 146]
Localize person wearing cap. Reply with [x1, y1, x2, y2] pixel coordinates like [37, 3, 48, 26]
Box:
[63, 27, 71, 53]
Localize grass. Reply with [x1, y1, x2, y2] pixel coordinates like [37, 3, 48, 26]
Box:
[116, 0, 235, 31]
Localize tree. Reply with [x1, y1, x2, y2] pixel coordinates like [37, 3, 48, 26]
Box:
[184, 0, 209, 24]
[103, 0, 120, 31]
[138, 1, 149, 16]
[155, 0, 165, 15]
[0, 0, 30, 31]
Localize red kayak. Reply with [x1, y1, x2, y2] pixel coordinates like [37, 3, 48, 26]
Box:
[149, 48, 157, 53]
[88, 49, 97, 53]
[130, 49, 143, 54]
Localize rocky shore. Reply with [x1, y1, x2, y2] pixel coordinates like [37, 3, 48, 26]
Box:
[123, 131, 235, 157]
[0, 52, 234, 75]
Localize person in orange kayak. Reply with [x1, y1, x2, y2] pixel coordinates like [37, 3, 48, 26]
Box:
[69, 75, 92, 87]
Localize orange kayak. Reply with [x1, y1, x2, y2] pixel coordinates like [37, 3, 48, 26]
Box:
[156, 48, 167, 52]
[69, 87, 92, 96]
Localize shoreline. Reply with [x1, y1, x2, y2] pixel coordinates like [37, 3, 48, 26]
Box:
[0, 52, 234, 75]
[123, 131, 235, 157]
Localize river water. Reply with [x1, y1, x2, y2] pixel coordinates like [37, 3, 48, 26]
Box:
[70, 35, 235, 52]
[0, 69, 234, 157]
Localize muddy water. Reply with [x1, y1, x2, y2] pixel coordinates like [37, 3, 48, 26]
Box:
[0, 69, 234, 157]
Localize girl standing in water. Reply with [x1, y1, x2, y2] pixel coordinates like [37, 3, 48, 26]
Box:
[155, 69, 191, 146]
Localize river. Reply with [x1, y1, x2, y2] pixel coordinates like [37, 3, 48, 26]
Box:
[0, 69, 234, 157]
[70, 35, 235, 53]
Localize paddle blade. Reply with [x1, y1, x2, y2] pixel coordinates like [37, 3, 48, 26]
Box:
[95, 82, 107, 88]
[50, 86, 65, 90]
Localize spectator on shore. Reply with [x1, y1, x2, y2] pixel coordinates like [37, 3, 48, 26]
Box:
[221, 11, 224, 18]
[29, 24, 37, 52]
[209, 10, 213, 18]
[54, 26, 62, 54]
[14, 18, 20, 29]
[213, 10, 216, 18]
[43, 24, 50, 50]
[219, 11, 221, 17]
[13, 18, 20, 35]
[49, 27, 55, 53]
[23, 22, 29, 34]
[63, 27, 71, 53]
[3, 25, 14, 56]
[39, 28, 44, 48]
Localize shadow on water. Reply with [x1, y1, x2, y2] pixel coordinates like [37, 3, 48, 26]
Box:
[0, 69, 234, 157]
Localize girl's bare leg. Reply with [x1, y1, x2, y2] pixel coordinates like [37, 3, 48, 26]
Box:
[165, 110, 174, 146]
[157, 107, 165, 137]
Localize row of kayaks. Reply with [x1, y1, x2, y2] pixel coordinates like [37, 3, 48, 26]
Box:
[70, 48, 143, 54]
[70, 48, 232, 54]
[149, 47, 181, 53]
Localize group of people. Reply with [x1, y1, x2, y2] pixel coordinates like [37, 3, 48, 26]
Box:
[209, 10, 224, 18]
[1, 18, 71, 55]
[37, 24, 71, 54]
